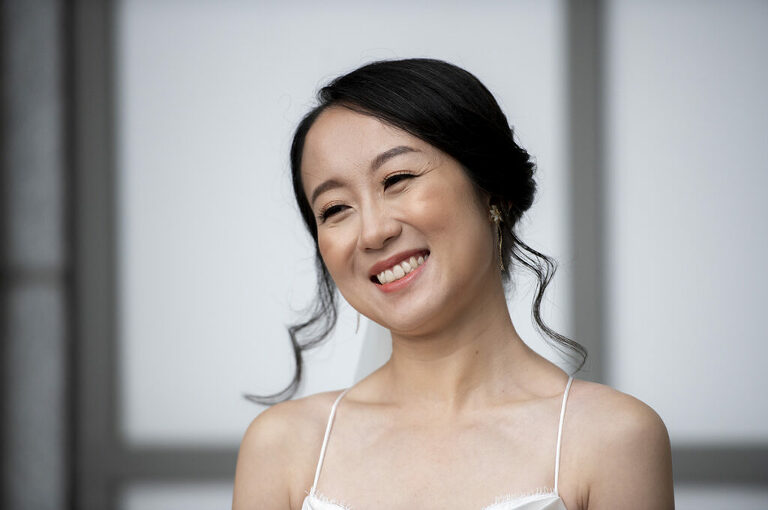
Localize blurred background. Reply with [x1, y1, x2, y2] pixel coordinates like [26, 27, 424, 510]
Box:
[2, 0, 767, 509]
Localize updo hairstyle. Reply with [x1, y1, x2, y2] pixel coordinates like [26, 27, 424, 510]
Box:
[247, 58, 587, 405]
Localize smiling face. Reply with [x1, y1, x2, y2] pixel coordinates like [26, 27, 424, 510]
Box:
[300, 106, 500, 336]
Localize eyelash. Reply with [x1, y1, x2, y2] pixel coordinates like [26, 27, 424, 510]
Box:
[317, 172, 416, 222]
[318, 203, 346, 221]
[382, 171, 414, 189]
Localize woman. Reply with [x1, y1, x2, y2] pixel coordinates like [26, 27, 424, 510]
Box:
[233, 59, 674, 510]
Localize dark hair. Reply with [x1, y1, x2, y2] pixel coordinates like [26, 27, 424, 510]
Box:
[247, 58, 586, 405]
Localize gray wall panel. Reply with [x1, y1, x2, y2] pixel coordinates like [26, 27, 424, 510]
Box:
[1, 1, 69, 509]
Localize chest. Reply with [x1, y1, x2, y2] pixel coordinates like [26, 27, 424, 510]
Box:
[304, 415, 563, 510]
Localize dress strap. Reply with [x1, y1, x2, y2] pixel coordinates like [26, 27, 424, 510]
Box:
[309, 388, 351, 496]
[554, 375, 574, 495]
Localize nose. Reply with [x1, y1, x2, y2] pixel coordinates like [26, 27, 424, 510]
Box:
[358, 200, 401, 251]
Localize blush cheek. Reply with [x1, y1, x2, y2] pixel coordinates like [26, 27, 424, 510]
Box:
[418, 185, 481, 236]
[317, 225, 360, 289]
[317, 235, 343, 280]
[408, 177, 459, 227]
[408, 195, 444, 232]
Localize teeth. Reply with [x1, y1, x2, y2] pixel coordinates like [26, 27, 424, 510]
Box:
[376, 253, 429, 284]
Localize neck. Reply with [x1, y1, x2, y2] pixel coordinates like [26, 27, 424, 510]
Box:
[381, 278, 534, 411]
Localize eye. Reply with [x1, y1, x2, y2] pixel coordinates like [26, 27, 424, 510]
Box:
[318, 203, 348, 222]
[383, 172, 414, 190]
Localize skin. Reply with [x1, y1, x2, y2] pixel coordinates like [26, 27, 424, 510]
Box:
[233, 107, 675, 510]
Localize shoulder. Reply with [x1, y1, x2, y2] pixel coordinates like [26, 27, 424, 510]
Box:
[569, 379, 669, 444]
[232, 390, 347, 510]
[566, 379, 674, 509]
[238, 390, 343, 454]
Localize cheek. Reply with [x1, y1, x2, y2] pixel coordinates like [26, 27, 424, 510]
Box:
[317, 226, 357, 278]
[317, 235, 339, 272]
[407, 177, 492, 279]
[410, 176, 488, 240]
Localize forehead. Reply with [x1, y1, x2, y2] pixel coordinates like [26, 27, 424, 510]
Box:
[301, 106, 432, 181]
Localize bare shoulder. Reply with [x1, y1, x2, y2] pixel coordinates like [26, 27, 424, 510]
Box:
[568, 379, 669, 443]
[232, 390, 347, 510]
[566, 379, 674, 510]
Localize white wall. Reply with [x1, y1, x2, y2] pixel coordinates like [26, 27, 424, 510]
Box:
[606, 0, 768, 444]
[116, 0, 568, 449]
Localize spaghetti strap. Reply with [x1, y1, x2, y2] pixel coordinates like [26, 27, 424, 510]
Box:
[309, 388, 351, 496]
[553, 375, 574, 495]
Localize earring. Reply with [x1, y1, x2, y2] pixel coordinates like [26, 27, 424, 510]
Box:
[489, 205, 505, 272]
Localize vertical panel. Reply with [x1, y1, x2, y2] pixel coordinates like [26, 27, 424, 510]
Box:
[606, 0, 768, 441]
[565, 0, 606, 382]
[72, 0, 118, 507]
[3, 287, 67, 510]
[1, 1, 68, 508]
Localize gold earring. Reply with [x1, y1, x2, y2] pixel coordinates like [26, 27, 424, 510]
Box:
[489, 205, 504, 272]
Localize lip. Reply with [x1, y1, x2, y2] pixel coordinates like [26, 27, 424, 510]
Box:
[368, 248, 430, 279]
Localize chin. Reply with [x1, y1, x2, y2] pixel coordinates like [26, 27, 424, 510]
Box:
[370, 302, 444, 336]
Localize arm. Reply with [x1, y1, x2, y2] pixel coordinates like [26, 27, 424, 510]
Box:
[586, 396, 675, 510]
[232, 403, 295, 510]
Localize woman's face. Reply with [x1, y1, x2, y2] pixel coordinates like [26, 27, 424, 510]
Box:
[300, 106, 499, 335]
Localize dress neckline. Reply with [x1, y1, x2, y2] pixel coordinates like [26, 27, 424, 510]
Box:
[304, 487, 564, 510]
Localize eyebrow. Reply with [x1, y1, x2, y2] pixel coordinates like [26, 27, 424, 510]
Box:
[370, 145, 418, 172]
[309, 145, 419, 206]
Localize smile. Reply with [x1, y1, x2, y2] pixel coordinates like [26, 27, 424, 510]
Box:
[375, 252, 429, 284]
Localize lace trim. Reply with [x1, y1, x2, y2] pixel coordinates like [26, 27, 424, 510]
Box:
[480, 487, 558, 510]
[307, 486, 558, 510]
[308, 490, 355, 510]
